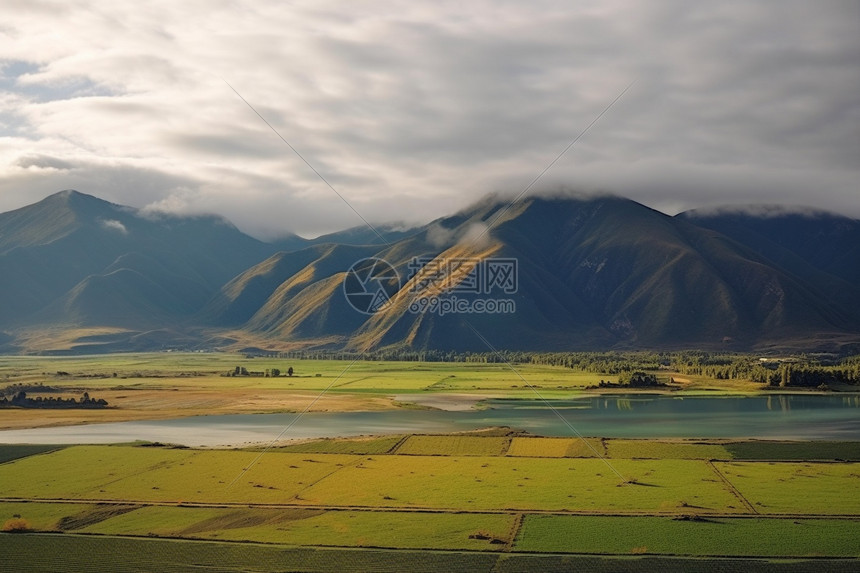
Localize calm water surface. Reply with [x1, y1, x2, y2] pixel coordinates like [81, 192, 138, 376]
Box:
[0, 394, 858, 447]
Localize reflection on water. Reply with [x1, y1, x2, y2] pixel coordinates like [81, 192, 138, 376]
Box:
[0, 393, 858, 447]
[766, 395, 792, 412]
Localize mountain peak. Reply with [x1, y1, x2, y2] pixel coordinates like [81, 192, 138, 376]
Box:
[42, 189, 122, 213]
[44, 189, 93, 204]
[55, 189, 84, 198]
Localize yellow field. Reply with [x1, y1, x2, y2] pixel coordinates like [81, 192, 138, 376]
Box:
[1, 438, 858, 563]
[506, 437, 603, 457]
[395, 435, 511, 456]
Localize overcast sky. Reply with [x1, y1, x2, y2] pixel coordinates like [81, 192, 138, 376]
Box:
[1, 1, 858, 239]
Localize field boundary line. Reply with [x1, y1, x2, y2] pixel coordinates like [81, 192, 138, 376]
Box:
[330, 375, 374, 389]
[503, 512, 525, 552]
[291, 456, 366, 503]
[4, 497, 860, 519]
[706, 460, 758, 514]
[499, 436, 513, 457]
[386, 435, 410, 454]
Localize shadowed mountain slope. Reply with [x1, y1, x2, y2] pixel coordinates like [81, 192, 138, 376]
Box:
[0, 190, 275, 329]
[214, 195, 860, 351]
[2, 191, 859, 353]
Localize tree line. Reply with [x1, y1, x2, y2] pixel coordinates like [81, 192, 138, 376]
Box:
[251, 349, 860, 388]
[0, 391, 108, 409]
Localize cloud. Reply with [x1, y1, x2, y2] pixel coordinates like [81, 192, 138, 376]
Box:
[425, 222, 457, 249]
[15, 154, 74, 170]
[460, 222, 492, 248]
[0, 0, 857, 239]
[99, 218, 128, 234]
[681, 204, 847, 219]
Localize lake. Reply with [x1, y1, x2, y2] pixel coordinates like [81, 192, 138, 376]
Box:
[0, 394, 858, 447]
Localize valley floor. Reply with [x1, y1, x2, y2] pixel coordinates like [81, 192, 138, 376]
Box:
[0, 436, 858, 570]
[0, 352, 800, 430]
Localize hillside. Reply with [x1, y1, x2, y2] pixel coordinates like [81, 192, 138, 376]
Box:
[208, 195, 860, 352]
[0, 190, 276, 336]
[678, 207, 860, 287]
[1, 190, 859, 353]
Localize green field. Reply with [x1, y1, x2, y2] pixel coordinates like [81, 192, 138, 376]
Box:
[715, 461, 860, 514]
[294, 455, 742, 512]
[79, 505, 516, 550]
[0, 437, 858, 566]
[0, 444, 65, 464]
[516, 515, 860, 557]
[1, 502, 103, 531]
[1, 443, 858, 516]
[0, 351, 782, 419]
[1, 351, 858, 567]
[0, 353, 616, 393]
[0, 446, 361, 504]
[724, 441, 860, 460]
[6, 534, 857, 573]
[606, 440, 733, 460]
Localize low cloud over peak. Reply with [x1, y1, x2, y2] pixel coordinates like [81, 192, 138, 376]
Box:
[99, 218, 128, 235]
[0, 1, 857, 237]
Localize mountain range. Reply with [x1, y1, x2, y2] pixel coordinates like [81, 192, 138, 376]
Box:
[1, 190, 858, 354]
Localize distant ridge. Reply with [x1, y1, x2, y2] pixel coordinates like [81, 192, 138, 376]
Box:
[207, 194, 860, 352]
[1, 190, 859, 353]
[0, 190, 276, 332]
[678, 206, 860, 286]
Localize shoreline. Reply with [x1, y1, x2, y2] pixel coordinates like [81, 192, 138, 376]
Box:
[2, 388, 858, 432]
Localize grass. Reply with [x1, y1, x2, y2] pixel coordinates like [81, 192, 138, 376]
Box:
[515, 515, 860, 557]
[0, 445, 358, 504]
[607, 440, 733, 460]
[0, 444, 65, 464]
[1, 438, 859, 563]
[0, 502, 99, 531]
[296, 456, 741, 512]
[270, 435, 404, 455]
[0, 354, 612, 430]
[82, 505, 516, 550]
[0, 353, 608, 393]
[2, 351, 858, 565]
[0, 534, 502, 573]
[724, 441, 860, 460]
[395, 435, 511, 456]
[715, 461, 860, 514]
[5, 444, 858, 515]
[506, 437, 602, 457]
[0, 352, 800, 431]
[3, 533, 858, 573]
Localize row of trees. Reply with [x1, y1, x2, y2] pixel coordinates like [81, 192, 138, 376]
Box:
[252, 349, 860, 388]
[224, 366, 294, 377]
[594, 371, 661, 388]
[0, 391, 108, 409]
[1, 382, 61, 396]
